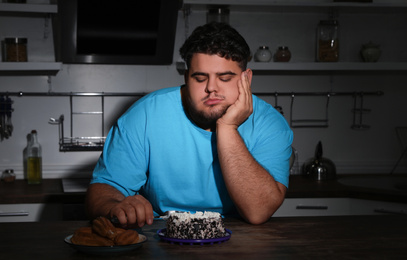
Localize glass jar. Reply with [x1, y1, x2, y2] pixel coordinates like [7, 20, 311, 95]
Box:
[4, 37, 28, 62]
[207, 7, 230, 24]
[2, 169, 16, 183]
[360, 41, 381, 62]
[274, 46, 291, 62]
[316, 20, 339, 62]
[254, 46, 272, 62]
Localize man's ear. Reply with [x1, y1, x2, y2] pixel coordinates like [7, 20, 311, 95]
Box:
[245, 69, 253, 85]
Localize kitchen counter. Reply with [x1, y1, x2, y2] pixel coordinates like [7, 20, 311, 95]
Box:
[0, 179, 86, 204]
[1, 174, 406, 205]
[0, 215, 406, 259]
[286, 174, 407, 203]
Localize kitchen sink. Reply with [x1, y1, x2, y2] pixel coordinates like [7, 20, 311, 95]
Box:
[337, 175, 407, 192]
[62, 178, 90, 193]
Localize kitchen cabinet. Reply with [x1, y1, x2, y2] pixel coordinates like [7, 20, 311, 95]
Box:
[183, 0, 407, 74]
[274, 198, 351, 217]
[0, 203, 63, 222]
[273, 198, 407, 217]
[0, 2, 62, 76]
[349, 198, 407, 215]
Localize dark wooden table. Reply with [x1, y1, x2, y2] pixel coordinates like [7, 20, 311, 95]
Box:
[0, 215, 406, 259]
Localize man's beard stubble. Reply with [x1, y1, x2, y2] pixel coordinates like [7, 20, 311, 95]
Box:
[182, 90, 229, 131]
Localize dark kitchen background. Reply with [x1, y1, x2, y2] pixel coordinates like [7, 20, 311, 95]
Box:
[0, 0, 406, 180]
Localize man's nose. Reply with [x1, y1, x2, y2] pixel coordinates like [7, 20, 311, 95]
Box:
[205, 78, 218, 93]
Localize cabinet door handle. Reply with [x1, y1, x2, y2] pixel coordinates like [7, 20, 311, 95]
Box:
[296, 205, 328, 210]
[374, 208, 407, 215]
[0, 212, 29, 217]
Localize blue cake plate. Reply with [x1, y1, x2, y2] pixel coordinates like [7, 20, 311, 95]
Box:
[157, 229, 232, 245]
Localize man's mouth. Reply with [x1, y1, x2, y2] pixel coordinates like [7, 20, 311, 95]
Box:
[202, 94, 225, 106]
[204, 98, 223, 106]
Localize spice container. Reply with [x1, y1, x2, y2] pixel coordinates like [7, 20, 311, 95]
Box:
[2, 169, 16, 183]
[316, 20, 339, 62]
[3, 37, 28, 62]
[207, 7, 230, 24]
[274, 46, 291, 62]
[254, 46, 272, 62]
[360, 41, 381, 62]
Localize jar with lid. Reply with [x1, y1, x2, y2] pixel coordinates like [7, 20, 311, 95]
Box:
[2, 169, 16, 183]
[316, 20, 339, 62]
[26, 130, 42, 184]
[274, 46, 291, 62]
[254, 46, 272, 62]
[360, 41, 381, 62]
[207, 7, 230, 24]
[3, 37, 28, 62]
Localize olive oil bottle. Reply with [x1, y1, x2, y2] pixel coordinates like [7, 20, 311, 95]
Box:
[27, 130, 42, 184]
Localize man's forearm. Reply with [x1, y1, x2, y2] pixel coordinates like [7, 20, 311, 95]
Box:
[216, 125, 286, 224]
[85, 183, 125, 219]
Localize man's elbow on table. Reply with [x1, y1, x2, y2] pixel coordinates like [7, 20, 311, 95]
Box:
[240, 186, 286, 225]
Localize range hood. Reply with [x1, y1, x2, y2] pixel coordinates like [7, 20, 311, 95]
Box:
[56, 0, 181, 65]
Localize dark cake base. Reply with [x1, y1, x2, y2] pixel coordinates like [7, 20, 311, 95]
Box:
[166, 215, 226, 240]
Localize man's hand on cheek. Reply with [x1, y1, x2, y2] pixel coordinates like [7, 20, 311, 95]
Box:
[217, 70, 253, 130]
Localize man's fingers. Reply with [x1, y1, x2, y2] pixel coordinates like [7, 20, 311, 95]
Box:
[109, 194, 154, 228]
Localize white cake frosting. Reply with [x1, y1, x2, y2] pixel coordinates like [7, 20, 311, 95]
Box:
[169, 211, 221, 221]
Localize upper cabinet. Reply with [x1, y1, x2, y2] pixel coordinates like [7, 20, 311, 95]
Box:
[182, 0, 407, 73]
[0, 1, 61, 76]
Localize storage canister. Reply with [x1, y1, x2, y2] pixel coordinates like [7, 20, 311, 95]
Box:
[316, 20, 339, 62]
[1, 169, 16, 183]
[254, 46, 272, 62]
[207, 7, 230, 24]
[274, 46, 291, 62]
[4, 37, 28, 62]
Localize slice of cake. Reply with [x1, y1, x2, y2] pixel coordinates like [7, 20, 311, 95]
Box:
[166, 211, 226, 240]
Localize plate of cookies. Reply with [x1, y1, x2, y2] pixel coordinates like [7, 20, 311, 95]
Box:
[64, 216, 146, 255]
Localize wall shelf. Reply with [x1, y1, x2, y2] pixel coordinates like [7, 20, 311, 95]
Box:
[181, 0, 407, 74]
[0, 3, 57, 13]
[183, 0, 407, 9]
[249, 62, 407, 72]
[177, 62, 407, 75]
[0, 2, 60, 76]
[0, 62, 62, 76]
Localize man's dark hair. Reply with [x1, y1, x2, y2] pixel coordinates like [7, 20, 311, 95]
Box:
[179, 22, 251, 71]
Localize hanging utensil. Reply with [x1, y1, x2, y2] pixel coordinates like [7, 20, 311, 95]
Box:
[0, 96, 5, 141]
[351, 92, 371, 130]
[290, 93, 330, 128]
[390, 127, 407, 174]
[5, 96, 13, 138]
[274, 92, 284, 114]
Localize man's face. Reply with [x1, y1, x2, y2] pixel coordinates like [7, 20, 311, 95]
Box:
[182, 53, 244, 131]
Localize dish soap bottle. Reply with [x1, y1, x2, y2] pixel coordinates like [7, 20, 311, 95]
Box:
[27, 130, 42, 184]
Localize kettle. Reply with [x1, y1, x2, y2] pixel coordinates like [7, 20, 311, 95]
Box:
[302, 141, 336, 180]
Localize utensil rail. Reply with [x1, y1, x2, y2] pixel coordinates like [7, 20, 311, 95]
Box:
[0, 91, 383, 150]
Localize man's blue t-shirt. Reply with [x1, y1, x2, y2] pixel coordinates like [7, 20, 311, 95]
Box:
[91, 86, 293, 215]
